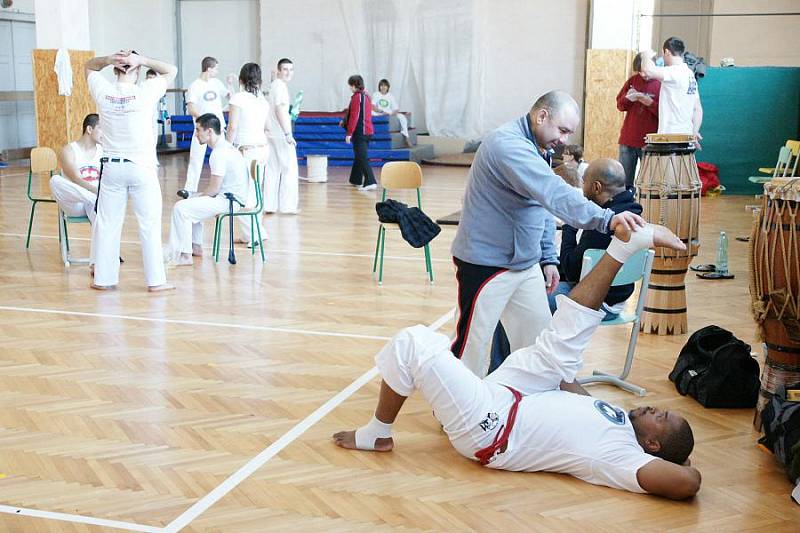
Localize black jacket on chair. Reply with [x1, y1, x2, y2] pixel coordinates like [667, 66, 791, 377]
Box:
[376, 199, 441, 248]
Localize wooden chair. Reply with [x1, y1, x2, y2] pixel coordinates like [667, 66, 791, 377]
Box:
[25, 147, 59, 249]
[577, 248, 655, 396]
[212, 159, 266, 263]
[372, 161, 433, 284]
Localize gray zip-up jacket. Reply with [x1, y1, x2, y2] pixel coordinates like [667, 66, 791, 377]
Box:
[451, 115, 614, 270]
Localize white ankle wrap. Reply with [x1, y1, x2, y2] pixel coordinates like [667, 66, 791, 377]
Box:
[354, 416, 393, 450]
[606, 224, 655, 264]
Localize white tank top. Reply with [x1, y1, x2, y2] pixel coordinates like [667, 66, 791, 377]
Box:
[69, 142, 103, 182]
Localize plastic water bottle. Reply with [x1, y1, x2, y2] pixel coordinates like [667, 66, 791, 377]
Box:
[716, 231, 729, 275]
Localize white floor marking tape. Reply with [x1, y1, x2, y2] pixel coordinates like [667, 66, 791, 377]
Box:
[0, 306, 392, 342]
[0, 504, 155, 532]
[1, 232, 451, 263]
[162, 307, 455, 532]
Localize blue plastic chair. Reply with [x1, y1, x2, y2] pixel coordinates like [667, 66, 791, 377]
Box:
[577, 248, 655, 396]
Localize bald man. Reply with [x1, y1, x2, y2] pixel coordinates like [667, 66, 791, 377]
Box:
[550, 159, 643, 320]
[450, 91, 644, 379]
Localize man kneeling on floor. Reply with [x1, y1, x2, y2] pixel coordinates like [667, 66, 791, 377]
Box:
[334, 223, 701, 500]
[164, 113, 249, 265]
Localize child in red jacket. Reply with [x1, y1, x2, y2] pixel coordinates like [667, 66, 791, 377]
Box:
[345, 75, 377, 191]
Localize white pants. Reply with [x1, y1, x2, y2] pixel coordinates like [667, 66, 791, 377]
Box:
[92, 161, 166, 287]
[264, 137, 299, 213]
[183, 133, 206, 192]
[454, 264, 553, 378]
[377, 295, 603, 461]
[237, 146, 269, 242]
[165, 195, 234, 261]
[396, 113, 409, 138]
[49, 175, 96, 224]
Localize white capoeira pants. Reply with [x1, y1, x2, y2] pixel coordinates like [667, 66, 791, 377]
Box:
[264, 137, 299, 213]
[237, 145, 269, 243]
[49, 175, 97, 224]
[451, 261, 553, 378]
[92, 161, 166, 287]
[165, 195, 235, 261]
[376, 294, 604, 464]
[183, 132, 207, 193]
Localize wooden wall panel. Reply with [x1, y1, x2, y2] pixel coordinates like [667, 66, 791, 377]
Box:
[33, 49, 96, 161]
[583, 49, 632, 162]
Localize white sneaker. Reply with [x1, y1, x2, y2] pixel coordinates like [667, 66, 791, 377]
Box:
[361, 184, 377, 191]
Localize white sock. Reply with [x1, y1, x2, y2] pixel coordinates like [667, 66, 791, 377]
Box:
[354, 415, 393, 450]
[606, 224, 655, 264]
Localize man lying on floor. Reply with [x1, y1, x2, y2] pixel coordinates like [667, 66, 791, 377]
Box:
[334, 223, 701, 500]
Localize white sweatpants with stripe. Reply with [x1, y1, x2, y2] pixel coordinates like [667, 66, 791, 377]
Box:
[92, 161, 166, 287]
[377, 295, 603, 462]
[454, 263, 553, 378]
[49, 175, 97, 224]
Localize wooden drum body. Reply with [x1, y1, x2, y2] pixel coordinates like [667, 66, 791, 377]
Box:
[750, 178, 800, 426]
[634, 135, 701, 335]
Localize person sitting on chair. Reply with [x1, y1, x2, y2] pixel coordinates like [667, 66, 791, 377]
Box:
[334, 222, 701, 500]
[549, 158, 643, 321]
[49, 113, 103, 224]
[164, 113, 249, 265]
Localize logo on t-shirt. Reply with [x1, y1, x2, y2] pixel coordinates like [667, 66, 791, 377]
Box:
[79, 165, 100, 182]
[203, 90, 219, 102]
[379, 98, 390, 108]
[687, 79, 698, 95]
[479, 412, 499, 432]
[594, 400, 626, 425]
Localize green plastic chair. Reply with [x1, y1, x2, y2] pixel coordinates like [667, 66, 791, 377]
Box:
[750, 146, 794, 184]
[212, 159, 266, 263]
[372, 161, 433, 285]
[577, 248, 655, 396]
[25, 147, 59, 249]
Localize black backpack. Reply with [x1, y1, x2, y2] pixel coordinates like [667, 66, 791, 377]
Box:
[669, 325, 760, 408]
[759, 384, 800, 483]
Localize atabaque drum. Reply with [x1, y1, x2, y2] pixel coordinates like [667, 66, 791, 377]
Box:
[635, 134, 701, 335]
[750, 177, 800, 428]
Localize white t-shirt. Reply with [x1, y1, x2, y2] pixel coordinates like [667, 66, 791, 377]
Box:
[491, 390, 655, 493]
[657, 63, 700, 134]
[267, 79, 291, 140]
[229, 91, 269, 146]
[186, 77, 228, 127]
[209, 139, 249, 203]
[372, 91, 398, 115]
[69, 141, 103, 182]
[88, 71, 167, 167]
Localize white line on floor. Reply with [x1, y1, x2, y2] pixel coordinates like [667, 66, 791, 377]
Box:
[0, 504, 155, 532]
[162, 307, 455, 532]
[0, 306, 393, 341]
[2, 232, 451, 263]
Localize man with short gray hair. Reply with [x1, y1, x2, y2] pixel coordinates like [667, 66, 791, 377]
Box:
[450, 91, 644, 379]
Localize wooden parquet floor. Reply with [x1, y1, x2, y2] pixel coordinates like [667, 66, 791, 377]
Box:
[0, 155, 798, 532]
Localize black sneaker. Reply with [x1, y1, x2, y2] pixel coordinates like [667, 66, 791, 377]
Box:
[176, 189, 189, 199]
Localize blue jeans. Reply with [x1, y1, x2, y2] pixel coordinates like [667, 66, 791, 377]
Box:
[619, 145, 643, 190]
[548, 282, 619, 321]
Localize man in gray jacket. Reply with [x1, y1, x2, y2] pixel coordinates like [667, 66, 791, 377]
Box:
[450, 91, 643, 378]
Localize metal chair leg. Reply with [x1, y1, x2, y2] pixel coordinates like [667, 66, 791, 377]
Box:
[254, 217, 266, 263]
[372, 226, 382, 273]
[378, 227, 386, 285]
[25, 201, 37, 248]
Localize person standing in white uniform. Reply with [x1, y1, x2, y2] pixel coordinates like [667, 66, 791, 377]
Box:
[85, 50, 176, 292]
[265, 58, 299, 214]
[227, 62, 270, 246]
[164, 113, 249, 265]
[641, 37, 703, 142]
[334, 223, 703, 501]
[180, 56, 232, 196]
[372, 79, 410, 147]
[50, 113, 103, 225]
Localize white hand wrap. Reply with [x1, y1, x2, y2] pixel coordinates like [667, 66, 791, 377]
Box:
[606, 224, 655, 264]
